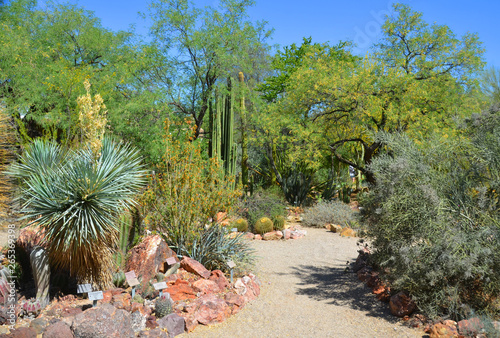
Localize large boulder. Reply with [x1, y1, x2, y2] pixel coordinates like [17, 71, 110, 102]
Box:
[193, 294, 231, 325]
[71, 303, 135, 338]
[192, 279, 220, 295]
[208, 270, 228, 291]
[126, 235, 179, 285]
[165, 279, 196, 302]
[263, 231, 283, 241]
[43, 321, 74, 338]
[157, 313, 185, 337]
[180, 257, 210, 279]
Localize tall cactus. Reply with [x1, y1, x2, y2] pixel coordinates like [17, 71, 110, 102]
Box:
[30, 246, 50, 308]
[210, 80, 236, 176]
[239, 72, 249, 193]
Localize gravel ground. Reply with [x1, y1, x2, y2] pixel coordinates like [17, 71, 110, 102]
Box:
[183, 227, 424, 338]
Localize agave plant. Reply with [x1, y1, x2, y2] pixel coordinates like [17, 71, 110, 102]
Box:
[9, 137, 145, 287]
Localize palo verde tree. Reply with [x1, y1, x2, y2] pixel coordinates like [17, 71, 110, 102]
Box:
[146, 0, 272, 139]
[272, 3, 485, 184]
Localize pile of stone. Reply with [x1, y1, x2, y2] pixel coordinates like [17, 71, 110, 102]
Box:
[0, 234, 261, 337]
[241, 227, 307, 241]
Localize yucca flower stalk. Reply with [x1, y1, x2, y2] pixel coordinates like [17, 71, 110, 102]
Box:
[9, 137, 145, 287]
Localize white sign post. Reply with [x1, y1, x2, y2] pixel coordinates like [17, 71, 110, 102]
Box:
[227, 260, 236, 283]
[125, 271, 140, 298]
[88, 291, 103, 307]
[153, 281, 168, 297]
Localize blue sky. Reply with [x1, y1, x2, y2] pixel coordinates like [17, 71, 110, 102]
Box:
[50, 0, 499, 68]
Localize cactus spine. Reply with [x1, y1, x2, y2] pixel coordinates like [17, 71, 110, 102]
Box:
[155, 293, 173, 318]
[30, 246, 50, 308]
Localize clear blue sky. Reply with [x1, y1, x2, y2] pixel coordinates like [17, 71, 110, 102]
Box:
[45, 0, 500, 68]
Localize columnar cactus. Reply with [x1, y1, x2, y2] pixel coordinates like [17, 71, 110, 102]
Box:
[30, 246, 50, 308]
[0, 267, 15, 306]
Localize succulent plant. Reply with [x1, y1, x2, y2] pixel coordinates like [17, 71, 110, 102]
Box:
[155, 293, 173, 318]
[112, 271, 126, 288]
[233, 218, 248, 232]
[0, 266, 14, 306]
[155, 272, 165, 282]
[272, 215, 285, 231]
[30, 246, 50, 308]
[132, 294, 144, 304]
[254, 217, 273, 235]
[22, 298, 42, 317]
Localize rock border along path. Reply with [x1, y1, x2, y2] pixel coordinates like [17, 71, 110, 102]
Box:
[183, 227, 424, 338]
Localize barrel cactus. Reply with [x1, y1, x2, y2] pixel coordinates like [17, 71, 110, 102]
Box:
[155, 293, 173, 318]
[273, 215, 285, 231]
[254, 217, 273, 235]
[233, 218, 248, 232]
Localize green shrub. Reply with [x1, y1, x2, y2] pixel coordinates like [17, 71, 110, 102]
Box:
[232, 218, 249, 232]
[239, 189, 287, 227]
[272, 215, 285, 230]
[303, 200, 356, 227]
[362, 127, 500, 320]
[254, 217, 273, 235]
[112, 271, 126, 288]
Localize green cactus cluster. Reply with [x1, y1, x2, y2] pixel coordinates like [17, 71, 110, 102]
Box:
[273, 215, 285, 231]
[254, 217, 273, 235]
[112, 270, 126, 288]
[233, 218, 248, 232]
[132, 294, 144, 304]
[155, 294, 173, 318]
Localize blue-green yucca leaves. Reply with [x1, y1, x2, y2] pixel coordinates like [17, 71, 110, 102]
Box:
[9, 137, 146, 287]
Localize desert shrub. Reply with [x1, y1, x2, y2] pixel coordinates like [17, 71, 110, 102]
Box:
[303, 200, 356, 227]
[140, 120, 241, 257]
[238, 188, 287, 227]
[362, 127, 500, 320]
[232, 218, 249, 232]
[254, 217, 273, 235]
[272, 215, 285, 230]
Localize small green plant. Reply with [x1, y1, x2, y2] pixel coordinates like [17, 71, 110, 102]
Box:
[155, 294, 173, 318]
[303, 200, 356, 227]
[132, 294, 144, 304]
[155, 272, 165, 282]
[239, 189, 287, 227]
[254, 217, 273, 235]
[232, 218, 248, 232]
[272, 215, 285, 230]
[112, 271, 126, 288]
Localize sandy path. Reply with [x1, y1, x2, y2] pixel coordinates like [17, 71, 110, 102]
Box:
[182, 227, 424, 338]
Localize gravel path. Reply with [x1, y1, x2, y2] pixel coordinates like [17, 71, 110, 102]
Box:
[183, 227, 424, 338]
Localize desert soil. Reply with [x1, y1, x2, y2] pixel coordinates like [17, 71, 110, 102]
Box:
[182, 227, 424, 338]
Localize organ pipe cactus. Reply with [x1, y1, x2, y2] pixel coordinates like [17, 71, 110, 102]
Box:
[0, 266, 15, 306]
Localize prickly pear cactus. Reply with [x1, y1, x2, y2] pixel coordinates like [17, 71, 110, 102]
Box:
[155, 293, 173, 318]
[30, 246, 50, 308]
[22, 298, 42, 318]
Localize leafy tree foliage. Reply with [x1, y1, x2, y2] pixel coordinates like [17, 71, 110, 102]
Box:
[265, 4, 484, 184]
[481, 66, 500, 104]
[147, 0, 272, 138]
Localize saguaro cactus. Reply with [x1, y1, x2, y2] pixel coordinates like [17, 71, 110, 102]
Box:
[239, 72, 249, 193]
[30, 246, 50, 308]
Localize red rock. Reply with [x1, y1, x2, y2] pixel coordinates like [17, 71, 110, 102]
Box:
[224, 292, 245, 307]
[137, 328, 168, 337]
[429, 322, 459, 338]
[71, 303, 135, 338]
[457, 317, 483, 337]
[366, 272, 380, 288]
[193, 294, 231, 325]
[130, 303, 151, 317]
[156, 313, 185, 336]
[356, 266, 372, 282]
[208, 270, 228, 291]
[244, 232, 254, 240]
[8, 327, 37, 338]
[254, 234, 262, 240]
[43, 320, 74, 338]
[180, 257, 210, 279]
[263, 231, 283, 240]
[283, 229, 291, 240]
[178, 314, 198, 333]
[389, 292, 416, 317]
[165, 280, 196, 302]
[16, 225, 46, 253]
[102, 291, 113, 303]
[192, 279, 220, 295]
[215, 212, 227, 222]
[146, 315, 158, 329]
[112, 293, 131, 310]
[126, 235, 179, 287]
[60, 307, 82, 318]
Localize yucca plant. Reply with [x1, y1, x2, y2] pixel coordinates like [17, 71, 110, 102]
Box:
[8, 137, 145, 287]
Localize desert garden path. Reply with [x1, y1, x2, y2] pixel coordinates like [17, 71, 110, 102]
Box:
[182, 227, 424, 338]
